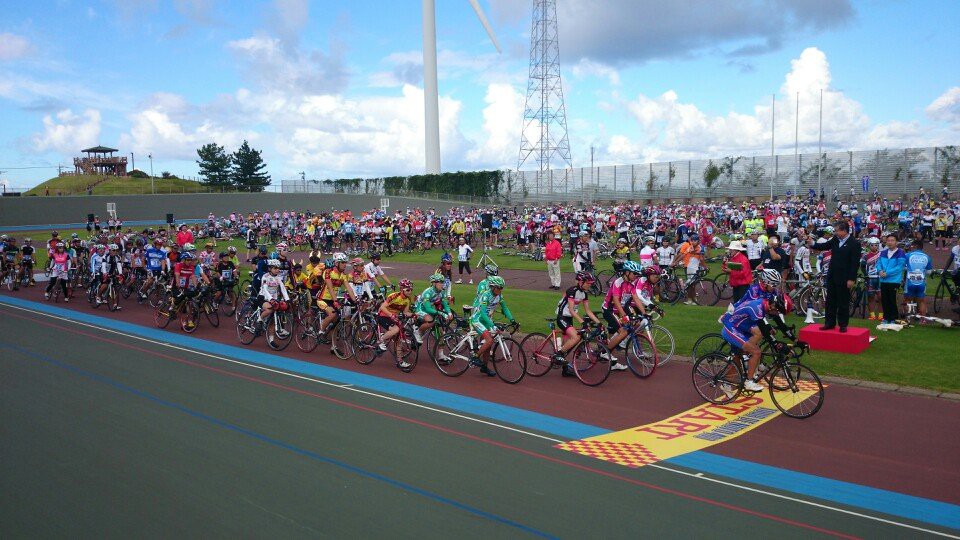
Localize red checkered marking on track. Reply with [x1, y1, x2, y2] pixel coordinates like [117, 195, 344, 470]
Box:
[556, 439, 660, 468]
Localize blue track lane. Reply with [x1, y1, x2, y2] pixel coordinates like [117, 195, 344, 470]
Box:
[1, 294, 957, 531]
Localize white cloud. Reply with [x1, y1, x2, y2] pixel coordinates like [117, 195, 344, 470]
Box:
[571, 59, 620, 86]
[227, 35, 347, 96]
[926, 87, 960, 127]
[32, 109, 101, 154]
[467, 83, 524, 167]
[0, 33, 31, 61]
[119, 93, 251, 160]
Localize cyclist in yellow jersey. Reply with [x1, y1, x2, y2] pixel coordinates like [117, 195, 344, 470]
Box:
[376, 279, 415, 365]
[317, 252, 357, 335]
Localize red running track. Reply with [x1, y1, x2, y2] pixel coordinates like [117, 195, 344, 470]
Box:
[3, 285, 959, 506]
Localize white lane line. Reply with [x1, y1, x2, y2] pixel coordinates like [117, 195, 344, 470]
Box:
[2, 301, 958, 539]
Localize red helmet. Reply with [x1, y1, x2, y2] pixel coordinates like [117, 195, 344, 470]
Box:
[398, 278, 413, 290]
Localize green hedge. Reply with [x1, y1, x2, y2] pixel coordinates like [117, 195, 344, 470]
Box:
[324, 170, 504, 198]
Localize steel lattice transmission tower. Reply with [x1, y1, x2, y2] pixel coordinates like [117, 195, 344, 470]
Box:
[517, 0, 572, 192]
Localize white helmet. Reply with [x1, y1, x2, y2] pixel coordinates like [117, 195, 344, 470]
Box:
[759, 268, 782, 286]
[866, 237, 881, 245]
[333, 252, 348, 263]
[266, 259, 281, 268]
[108, 243, 119, 250]
[183, 242, 195, 251]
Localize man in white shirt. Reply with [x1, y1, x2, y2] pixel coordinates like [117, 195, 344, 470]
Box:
[455, 237, 474, 284]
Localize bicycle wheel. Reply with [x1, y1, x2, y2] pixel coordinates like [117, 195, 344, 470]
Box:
[147, 285, 165, 308]
[295, 314, 320, 353]
[433, 331, 471, 376]
[768, 362, 824, 419]
[353, 320, 379, 365]
[799, 287, 826, 320]
[219, 288, 238, 317]
[332, 321, 355, 360]
[491, 336, 526, 384]
[120, 278, 135, 299]
[693, 278, 722, 306]
[715, 273, 733, 300]
[390, 334, 416, 372]
[267, 312, 294, 351]
[181, 302, 199, 333]
[519, 332, 555, 377]
[236, 304, 258, 345]
[570, 340, 611, 387]
[692, 332, 730, 361]
[660, 278, 681, 304]
[648, 324, 675, 366]
[4, 273, 14, 291]
[627, 332, 658, 379]
[692, 352, 743, 405]
[107, 285, 120, 312]
[203, 299, 220, 327]
[155, 299, 175, 328]
[932, 281, 949, 314]
[594, 270, 612, 294]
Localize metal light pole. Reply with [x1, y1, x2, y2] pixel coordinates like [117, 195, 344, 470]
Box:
[770, 94, 775, 200]
[148, 153, 154, 194]
[130, 152, 135, 172]
[817, 89, 823, 196]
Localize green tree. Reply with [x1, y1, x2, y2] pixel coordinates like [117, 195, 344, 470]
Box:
[231, 140, 271, 192]
[937, 146, 959, 187]
[703, 160, 721, 189]
[738, 161, 766, 187]
[196, 143, 232, 187]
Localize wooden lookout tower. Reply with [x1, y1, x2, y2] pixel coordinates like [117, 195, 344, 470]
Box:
[73, 146, 128, 176]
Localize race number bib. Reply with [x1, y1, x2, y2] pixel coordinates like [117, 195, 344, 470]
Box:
[221, 269, 233, 280]
[907, 271, 924, 282]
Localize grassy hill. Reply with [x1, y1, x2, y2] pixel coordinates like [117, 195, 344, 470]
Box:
[25, 175, 212, 196]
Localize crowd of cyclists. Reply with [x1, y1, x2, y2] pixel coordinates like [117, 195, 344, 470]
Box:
[1, 186, 958, 397]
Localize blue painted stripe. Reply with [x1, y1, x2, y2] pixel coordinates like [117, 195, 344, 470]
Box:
[2, 343, 556, 539]
[1, 219, 205, 232]
[1, 294, 958, 531]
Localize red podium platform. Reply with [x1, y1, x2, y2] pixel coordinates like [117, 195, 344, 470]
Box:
[798, 324, 871, 354]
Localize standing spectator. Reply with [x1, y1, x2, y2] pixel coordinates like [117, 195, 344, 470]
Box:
[721, 241, 752, 303]
[572, 230, 598, 273]
[544, 231, 563, 290]
[175, 224, 194, 247]
[877, 234, 906, 324]
[761, 235, 789, 281]
[745, 231, 763, 270]
[809, 221, 861, 332]
[903, 239, 933, 317]
[455, 236, 473, 284]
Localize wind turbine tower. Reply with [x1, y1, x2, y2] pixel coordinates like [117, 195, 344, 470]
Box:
[517, 0, 572, 193]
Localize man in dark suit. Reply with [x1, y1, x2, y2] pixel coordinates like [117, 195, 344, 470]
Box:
[809, 221, 861, 332]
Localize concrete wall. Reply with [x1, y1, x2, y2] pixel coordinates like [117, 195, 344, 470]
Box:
[0, 193, 465, 226]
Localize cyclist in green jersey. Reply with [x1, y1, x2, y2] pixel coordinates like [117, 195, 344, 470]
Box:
[469, 276, 516, 376]
[476, 263, 499, 296]
[414, 273, 453, 342]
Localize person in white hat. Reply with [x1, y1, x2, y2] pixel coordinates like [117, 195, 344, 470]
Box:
[721, 240, 752, 303]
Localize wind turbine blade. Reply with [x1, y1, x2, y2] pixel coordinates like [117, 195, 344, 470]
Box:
[467, 0, 502, 53]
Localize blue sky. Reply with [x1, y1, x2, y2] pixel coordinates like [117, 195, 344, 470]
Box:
[1, 0, 958, 189]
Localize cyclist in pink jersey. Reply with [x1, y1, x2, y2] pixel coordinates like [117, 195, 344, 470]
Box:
[601, 260, 643, 369]
[637, 236, 657, 267]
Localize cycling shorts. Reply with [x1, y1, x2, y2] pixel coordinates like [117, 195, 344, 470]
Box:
[556, 315, 574, 333]
[904, 283, 926, 298]
[602, 308, 622, 334]
[721, 326, 751, 349]
[377, 314, 399, 330]
[867, 278, 880, 294]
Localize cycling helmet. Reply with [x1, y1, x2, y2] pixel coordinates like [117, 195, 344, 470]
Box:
[153, 238, 163, 246]
[183, 242, 195, 251]
[759, 268, 782, 286]
[622, 260, 642, 274]
[731, 233, 744, 241]
[483, 263, 499, 276]
[276, 242, 288, 250]
[182, 251, 196, 260]
[228, 246, 237, 253]
[644, 236, 655, 243]
[258, 246, 268, 254]
[324, 258, 334, 267]
[575, 271, 596, 283]
[398, 278, 413, 290]
[108, 243, 119, 250]
[440, 253, 452, 263]
[219, 251, 229, 258]
[616, 237, 628, 244]
[23, 238, 31, 243]
[266, 259, 281, 267]
[369, 252, 381, 260]
[866, 237, 880, 245]
[350, 257, 364, 266]
[71, 233, 79, 239]
[333, 252, 348, 263]
[689, 233, 700, 241]
[822, 226, 835, 236]
[269, 252, 279, 260]
[643, 265, 661, 277]
[51, 231, 59, 236]
[0, 234, 6, 240]
[55, 242, 65, 248]
[429, 273, 445, 283]
[487, 276, 505, 288]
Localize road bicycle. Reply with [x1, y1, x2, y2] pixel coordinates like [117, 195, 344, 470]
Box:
[236, 300, 294, 350]
[518, 319, 612, 386]
[931, 269, 960, 315]
[155, 287, 201, 333]
[786, 273, 827, 320]
[353, 314, 419, 372]
[692, 338, 824, 419]
[88, 274, 121, 312]
[432, 311, 526, 383]
[672, 267, 721, 306]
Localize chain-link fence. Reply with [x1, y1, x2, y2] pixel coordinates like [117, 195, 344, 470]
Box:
[281, 146, 959, 204]
[506, 146, 959, 203]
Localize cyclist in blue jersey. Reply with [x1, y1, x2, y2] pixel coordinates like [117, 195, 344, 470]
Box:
[733, 268, 781, 307]
[140, 238, 168, 300]
[721, 269, 782, 394]
[903, 239, 933, 317]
